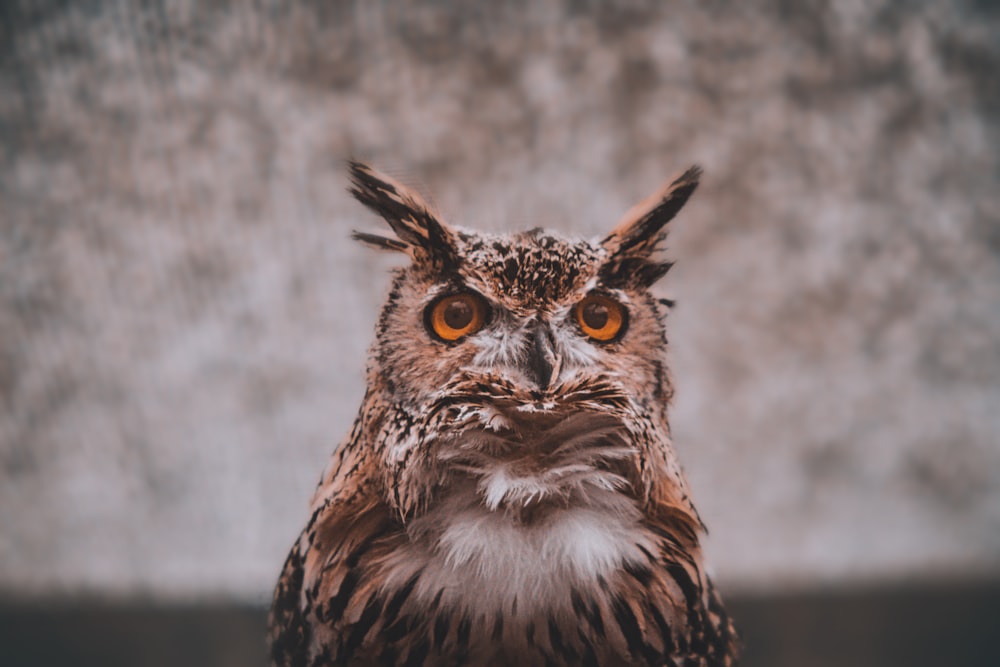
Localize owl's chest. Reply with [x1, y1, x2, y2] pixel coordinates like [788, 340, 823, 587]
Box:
[378, 486, 657, 617]
[305, 486, 705, 665]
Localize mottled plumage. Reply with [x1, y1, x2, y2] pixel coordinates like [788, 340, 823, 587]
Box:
[268, 162, 740, 666]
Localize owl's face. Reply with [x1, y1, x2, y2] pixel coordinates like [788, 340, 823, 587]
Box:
[374, 229, 671, 413]
[349, 162, 701, 520]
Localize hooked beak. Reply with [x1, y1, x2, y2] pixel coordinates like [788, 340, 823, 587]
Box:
[525, 321, 561, 391]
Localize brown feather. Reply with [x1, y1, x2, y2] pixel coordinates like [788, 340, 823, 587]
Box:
[347, 161, 460, 271]
[600, 166, 702, 288]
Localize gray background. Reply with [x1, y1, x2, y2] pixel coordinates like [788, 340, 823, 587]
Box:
[2, 0, 999, 605]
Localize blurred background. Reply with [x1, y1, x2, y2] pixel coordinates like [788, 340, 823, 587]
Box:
[2, 1, 999, 665]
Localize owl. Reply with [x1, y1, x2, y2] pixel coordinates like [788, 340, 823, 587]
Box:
[268, 162, 740, 666]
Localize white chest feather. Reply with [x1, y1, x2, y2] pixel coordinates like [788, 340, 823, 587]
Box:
[384, 487, 656, 616]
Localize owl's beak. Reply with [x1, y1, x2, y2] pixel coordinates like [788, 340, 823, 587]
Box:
[526, 322, 561, 391]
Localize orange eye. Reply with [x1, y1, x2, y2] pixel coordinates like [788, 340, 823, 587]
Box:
[574, 294, 627, 342]
[427, 293, 488, 342]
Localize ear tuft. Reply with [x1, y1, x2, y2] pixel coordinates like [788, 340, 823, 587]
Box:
[347, 161, 460, 270]
[350, 230, 409, 252]
[600, 166, 701, 287]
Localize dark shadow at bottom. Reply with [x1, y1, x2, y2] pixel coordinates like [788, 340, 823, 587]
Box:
[1, 580, 998, 667]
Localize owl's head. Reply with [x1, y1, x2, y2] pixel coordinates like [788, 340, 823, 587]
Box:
[348, 162, 702, 522]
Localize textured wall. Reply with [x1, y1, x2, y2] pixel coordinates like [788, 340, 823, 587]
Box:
[1, 0, 998, 602]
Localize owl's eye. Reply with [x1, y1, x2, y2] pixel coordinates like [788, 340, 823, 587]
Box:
[574, 294, 627, 342]
[426, 293, 488, 342]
